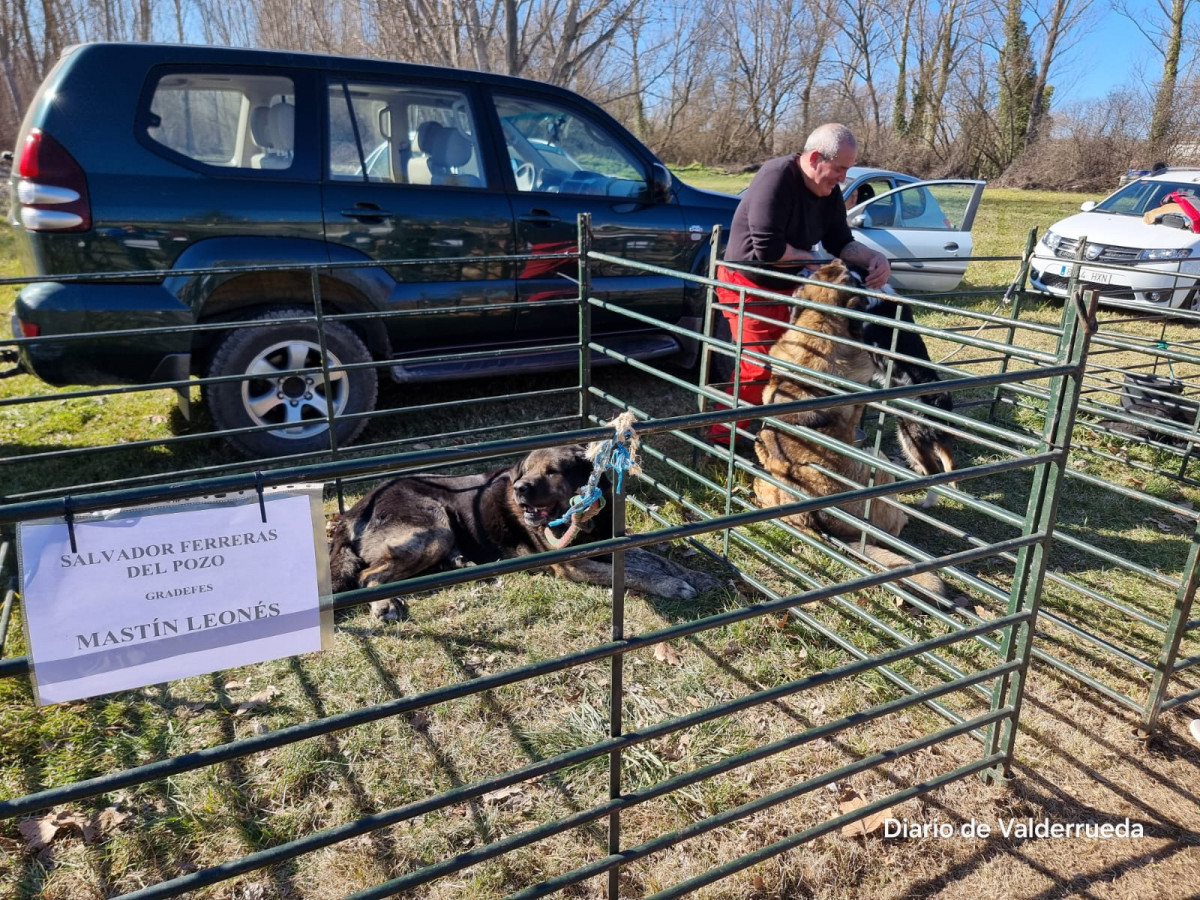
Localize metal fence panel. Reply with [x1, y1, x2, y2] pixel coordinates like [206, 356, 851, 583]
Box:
[0, 222, 1098, 898]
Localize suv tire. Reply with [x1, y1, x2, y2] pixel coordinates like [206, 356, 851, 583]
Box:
[203, 308, 378, 458]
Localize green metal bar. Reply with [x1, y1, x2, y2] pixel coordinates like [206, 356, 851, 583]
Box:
[697, 224, 723, 419]
[308, 267, 343, 456]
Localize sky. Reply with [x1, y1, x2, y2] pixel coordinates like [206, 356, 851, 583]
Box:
[1051, 0, 1167, 104]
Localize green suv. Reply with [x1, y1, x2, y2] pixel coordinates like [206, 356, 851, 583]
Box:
[8, 42, 736, 456]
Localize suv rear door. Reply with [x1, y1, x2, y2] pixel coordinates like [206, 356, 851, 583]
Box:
[322, 76, 517, 351]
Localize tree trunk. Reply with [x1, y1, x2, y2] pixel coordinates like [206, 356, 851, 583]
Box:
[1148, 0, 1186, 160]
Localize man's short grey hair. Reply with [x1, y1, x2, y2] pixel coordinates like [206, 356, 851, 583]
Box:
[803, 123, 856, 159]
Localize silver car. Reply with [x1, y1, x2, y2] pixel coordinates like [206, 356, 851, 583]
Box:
[841, 167, 987, 293]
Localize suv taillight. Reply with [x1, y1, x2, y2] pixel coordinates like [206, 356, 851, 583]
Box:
[16, 128, 91, 232]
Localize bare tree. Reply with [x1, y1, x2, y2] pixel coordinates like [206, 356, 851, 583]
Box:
[1024, 0, 1094, 148]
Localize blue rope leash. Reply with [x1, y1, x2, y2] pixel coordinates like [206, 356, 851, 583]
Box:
[547, 422, 638, 528]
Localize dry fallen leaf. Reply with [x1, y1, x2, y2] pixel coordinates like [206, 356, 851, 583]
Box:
[233, 686, 281, 717]
[654, 642, 683, 667]
[838, 787, 898, 838]
[18, 815, 58, 852]
[482, 784, 525, 805]
[18, 807, 120, 853]
[408, 711, 431, 731]
[95, 806, 129, 835]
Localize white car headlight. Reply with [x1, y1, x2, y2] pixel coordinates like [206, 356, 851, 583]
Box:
[1041, 230, 1061, 251]
[1139, 247, 1193, 261]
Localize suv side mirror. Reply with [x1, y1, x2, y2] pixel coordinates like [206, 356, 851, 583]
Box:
[1080, 200, 1096, 212]
[650, 163, 673, 203]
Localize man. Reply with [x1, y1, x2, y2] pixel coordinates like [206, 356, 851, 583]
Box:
[711, 123, 891, 441]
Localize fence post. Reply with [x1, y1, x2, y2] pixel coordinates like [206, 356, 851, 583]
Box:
[983, 284, 1098, 782]
[698, 224, 722, 416]
[578, 213, 593, 429]
[309, 268, 342, 456]
[988, 227, 1039, 424]
[608, 436, 628, 900]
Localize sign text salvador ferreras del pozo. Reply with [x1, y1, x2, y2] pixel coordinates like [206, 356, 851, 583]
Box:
[62, 528, 281, 648]
[19, 490, 330, 705]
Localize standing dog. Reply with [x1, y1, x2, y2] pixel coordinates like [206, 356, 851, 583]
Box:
[859, 288, 956, 508]
[753, 260, 907, 539]
[329, 445, 719, 618]
[754, 261, 955, 604]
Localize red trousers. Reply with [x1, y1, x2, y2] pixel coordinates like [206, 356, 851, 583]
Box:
[713, 265, 792, 406]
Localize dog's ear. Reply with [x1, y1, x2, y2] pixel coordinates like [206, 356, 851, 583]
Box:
[815, 260, 847, 283]
[510, 453, 527, 479]
[568, 448, 595, 486]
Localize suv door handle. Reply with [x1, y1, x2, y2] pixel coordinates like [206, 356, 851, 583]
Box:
[341, 204, 394, 220]
[519, 209, 563, 227]
[943, 241, 960, 252]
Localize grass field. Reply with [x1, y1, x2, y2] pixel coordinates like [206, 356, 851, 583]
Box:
[2, 175, 1199, 900]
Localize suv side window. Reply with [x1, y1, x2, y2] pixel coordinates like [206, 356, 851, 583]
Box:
[145, 72, 295, 172]
[494, 95, 648, 198]
[328, 81, 487, 188]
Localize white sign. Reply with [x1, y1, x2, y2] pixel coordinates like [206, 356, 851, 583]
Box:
[18, 487, 333, 705]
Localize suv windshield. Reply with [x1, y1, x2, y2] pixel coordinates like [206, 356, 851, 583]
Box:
[1095, 180, 1200, 216]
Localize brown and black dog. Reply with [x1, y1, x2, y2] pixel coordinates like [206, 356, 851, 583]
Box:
[329, 445, 720, 618]
[753, 261, 955, 603]
[858, 288, 956, 508]
[753, 260, 908, 540]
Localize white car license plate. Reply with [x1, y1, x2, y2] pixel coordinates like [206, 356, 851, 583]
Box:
[1057, 263, 1112, 284]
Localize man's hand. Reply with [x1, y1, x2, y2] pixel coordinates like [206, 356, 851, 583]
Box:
[863, 252, 891, 289]
[840, 241, 891, 289]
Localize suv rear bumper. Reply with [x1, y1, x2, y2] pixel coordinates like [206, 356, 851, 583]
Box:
[13, 281, 193, 385]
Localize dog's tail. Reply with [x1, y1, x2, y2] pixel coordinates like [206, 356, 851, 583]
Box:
[327, 515, 365, 594]
[863, 545, 969, 612]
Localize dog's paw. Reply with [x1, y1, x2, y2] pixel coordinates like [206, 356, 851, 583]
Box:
[917, 490, 940, 509]
[370, 598, 408, 621]
[665, 578, 699, 601]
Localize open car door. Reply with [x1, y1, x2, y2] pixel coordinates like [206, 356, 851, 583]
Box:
[847, 180, 986, 292]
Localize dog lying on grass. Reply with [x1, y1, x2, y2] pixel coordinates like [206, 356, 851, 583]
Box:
[329, 444, 720, 619]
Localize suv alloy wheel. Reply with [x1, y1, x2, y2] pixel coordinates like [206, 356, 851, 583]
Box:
[203, 308, 378, 458]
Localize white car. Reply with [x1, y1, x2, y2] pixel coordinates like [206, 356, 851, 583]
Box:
[1029, 168, 1200, 311]
[838, 168, 987, 293]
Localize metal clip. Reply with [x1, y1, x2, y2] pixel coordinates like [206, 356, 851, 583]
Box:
[254, 473, 268, 524]
[63, 495, 78, 553]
